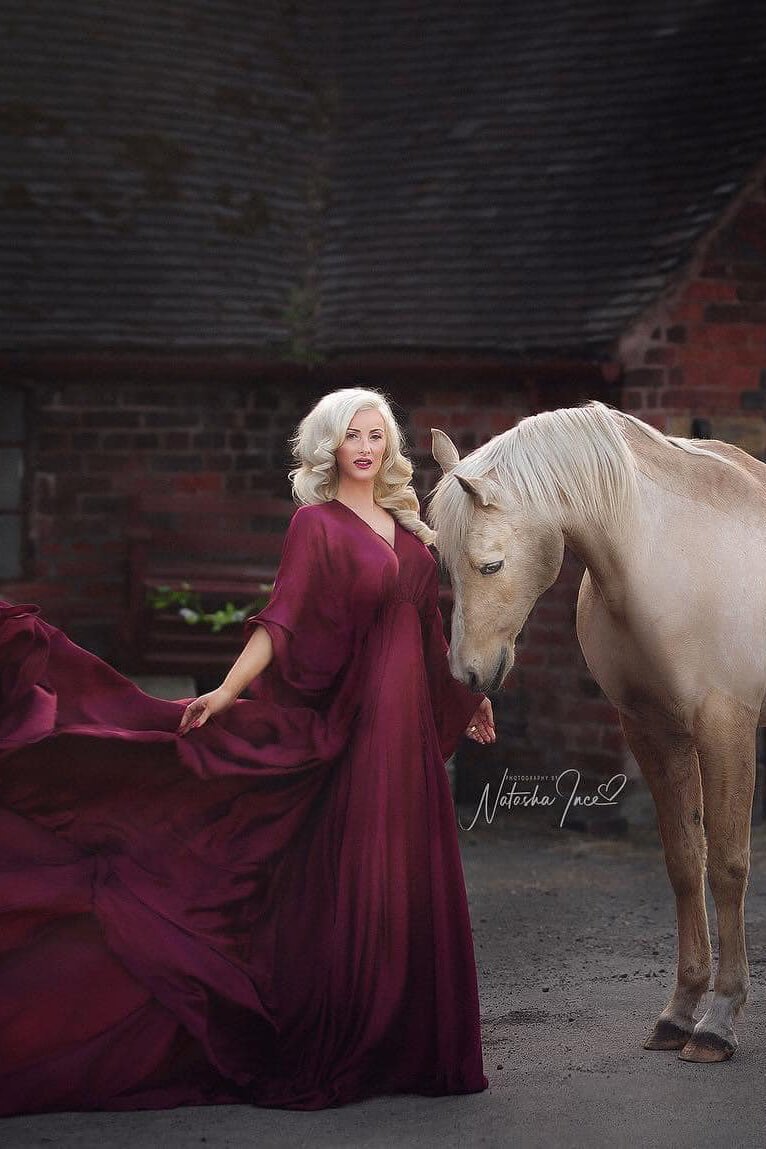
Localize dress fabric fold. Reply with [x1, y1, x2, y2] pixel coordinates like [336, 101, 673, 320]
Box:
[0, 498, 487, 1115]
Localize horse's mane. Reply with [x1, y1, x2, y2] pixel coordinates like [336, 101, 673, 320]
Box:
[427, 401, 731, 568]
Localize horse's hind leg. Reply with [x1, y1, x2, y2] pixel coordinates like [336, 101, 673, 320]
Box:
[678, 695, 756, 1063]
[620, 715, 711, 1050]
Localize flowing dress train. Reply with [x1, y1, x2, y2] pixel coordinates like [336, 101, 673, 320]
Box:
[0, 498, 487, 1115]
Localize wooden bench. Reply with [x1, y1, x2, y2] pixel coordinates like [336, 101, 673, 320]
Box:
[119, 494, 295, 682]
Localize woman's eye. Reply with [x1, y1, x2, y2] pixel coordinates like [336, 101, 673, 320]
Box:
[480, 560, 504, 575]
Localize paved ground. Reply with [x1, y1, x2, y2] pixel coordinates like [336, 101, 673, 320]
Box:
[6, 809, 766, 1149]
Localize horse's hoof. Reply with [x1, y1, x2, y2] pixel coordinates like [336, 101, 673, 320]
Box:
[643, 1019, 694, 1050]
[678, 1032, 736, 1063]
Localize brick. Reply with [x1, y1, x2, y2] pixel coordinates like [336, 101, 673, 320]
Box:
[704, 303, 766, 324]
[732, 202, 766, 257]
[57, 475, 111, 497]
[685, 279, 736, 303]
[699, 261, 728, 278]
[730, 263, 766, 283]
[736, 282, 766, 303]
[672, 301, 703, 324]
[163, 432, 190, 450]
[176, 472, 225, 494]
[530, 601, 569, 624]
[42, 409, 81, 427]
[234, 453, 265, 470]
[102, 433, 131, 449]
[77, 496, 125, 516]
[82, 410, 142, 428]
[665, 325, 687, 344]
[697, 323, 755, 347]
[37, 432, 70, 450]
[150, 455, 204, 472]
[659, 388, 689, 409]
[36, 452, 82, 471]
[677, 364, 714, 390]
[243, 413, 275, 430]
[144, 412, 200, 428]
[515, 648, 545, 667]
[731, 343, 766, 367]
[644, 346, 677, 365]
[86, 453, 133, 472]
[205, 453, 234, 470]
[72, 432, 100, 450]
[741, 391, 766, 411]
[199, 410, 236, 429]
[491, 412, 514, 432]
[411, 408, 447, 429]
[193, 432, 226, 448]
[622, 368, 664, 388]
[132, 433, 160, 449]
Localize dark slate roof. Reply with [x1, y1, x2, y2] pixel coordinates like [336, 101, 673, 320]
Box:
[0, 0, 329, 351]
[317, 0, 766, 357]
[2, 1, 766, 358]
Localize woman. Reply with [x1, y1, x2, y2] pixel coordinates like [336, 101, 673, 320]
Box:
[0, 387, 494, 1115]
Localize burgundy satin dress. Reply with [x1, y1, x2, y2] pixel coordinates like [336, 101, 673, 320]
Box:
[0, 498, 487, 1116]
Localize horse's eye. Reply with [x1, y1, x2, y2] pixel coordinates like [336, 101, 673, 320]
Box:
[480, 560, 504, 575]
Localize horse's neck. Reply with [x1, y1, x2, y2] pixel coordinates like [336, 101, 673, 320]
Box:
[558, 495, 638, 617]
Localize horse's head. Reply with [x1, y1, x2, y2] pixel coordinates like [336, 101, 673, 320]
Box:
[429, 427, 565, 694]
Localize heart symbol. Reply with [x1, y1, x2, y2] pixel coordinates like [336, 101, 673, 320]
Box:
[596, 774, 627, 804]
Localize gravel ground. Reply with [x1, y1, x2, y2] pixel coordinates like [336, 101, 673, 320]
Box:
[5, 811, 766, 1149]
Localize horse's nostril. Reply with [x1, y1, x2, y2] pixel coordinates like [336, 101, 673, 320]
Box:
[467, 670, 478, 692]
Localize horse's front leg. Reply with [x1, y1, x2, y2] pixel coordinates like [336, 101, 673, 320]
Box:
[679, 696, 757, 1063]
[620, 715, 711, 1050]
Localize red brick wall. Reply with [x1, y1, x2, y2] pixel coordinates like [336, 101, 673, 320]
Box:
[2, 367, 623, 782]
[3, 375, 323, 652]
[618, 161, 766, 448]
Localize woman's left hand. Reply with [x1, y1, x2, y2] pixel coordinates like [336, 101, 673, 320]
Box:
[465, 697, 495, 744]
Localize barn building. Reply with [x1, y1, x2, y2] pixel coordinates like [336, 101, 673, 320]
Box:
[2, 2, 766, 815]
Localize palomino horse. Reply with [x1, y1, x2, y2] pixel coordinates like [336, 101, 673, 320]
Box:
[428, 400, 766, 1063]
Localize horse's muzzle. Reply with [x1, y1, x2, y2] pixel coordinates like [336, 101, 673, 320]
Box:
[467, 646, 510, 694]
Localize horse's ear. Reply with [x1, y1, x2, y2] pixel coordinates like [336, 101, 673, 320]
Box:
[431, 428, 460, 474]
[457, 475, 495, 507]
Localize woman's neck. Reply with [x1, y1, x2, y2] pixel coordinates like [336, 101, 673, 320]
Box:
[334, 481, 377, 515]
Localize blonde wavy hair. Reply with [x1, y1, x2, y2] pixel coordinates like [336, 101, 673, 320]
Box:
[288, 387, 436, 545]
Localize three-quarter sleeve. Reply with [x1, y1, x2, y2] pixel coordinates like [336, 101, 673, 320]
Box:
[243, 506, 353, 702]
[420, 558, 485, 761]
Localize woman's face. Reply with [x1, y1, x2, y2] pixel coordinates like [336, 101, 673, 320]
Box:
[335, 407, 387, 487]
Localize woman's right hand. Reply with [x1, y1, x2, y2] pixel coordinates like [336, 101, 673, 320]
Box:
[177, 686, 236, 735]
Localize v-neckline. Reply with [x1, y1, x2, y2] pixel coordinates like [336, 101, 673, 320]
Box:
[331, 499, 398, 552]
